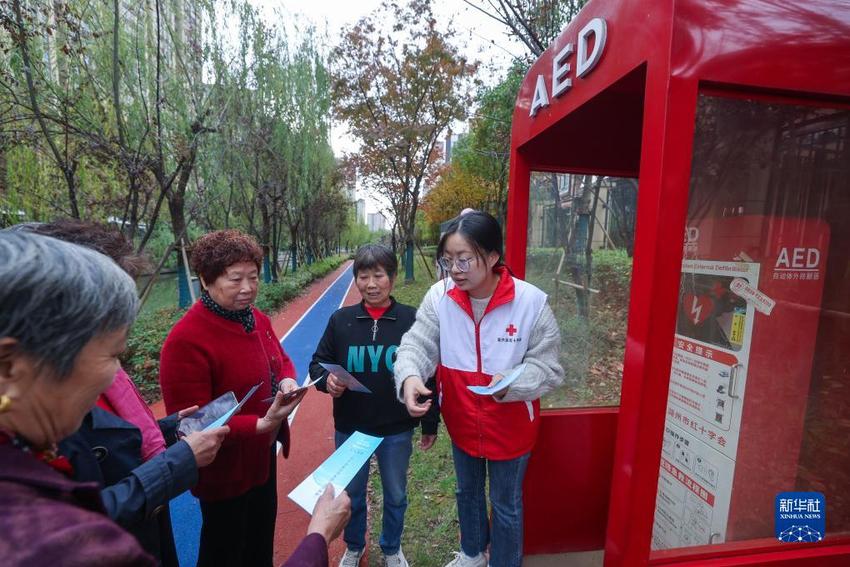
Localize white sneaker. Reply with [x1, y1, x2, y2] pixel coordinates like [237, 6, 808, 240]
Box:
[339, 548, 365, 567]
[384, 547, 409, 567]
[443, 551, 487, 567]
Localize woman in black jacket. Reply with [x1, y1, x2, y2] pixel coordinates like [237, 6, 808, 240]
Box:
[310, 244, 438, 567]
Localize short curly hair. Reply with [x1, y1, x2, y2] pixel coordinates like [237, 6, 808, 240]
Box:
[28, 219, 151, 279]
[190, 229, 263, 284]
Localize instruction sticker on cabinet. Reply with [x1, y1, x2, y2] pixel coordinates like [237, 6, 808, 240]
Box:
[653, 424, 734, 549]
[652, 260, 760, 549]
[730, 277, 775, 315]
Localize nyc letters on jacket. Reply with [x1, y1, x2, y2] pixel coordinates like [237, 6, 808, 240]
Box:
[310, 298, 438, 436]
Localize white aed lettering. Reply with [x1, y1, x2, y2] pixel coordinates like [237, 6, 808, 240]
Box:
[552, 42, 574, 98]
[530, 75, 550, 117]
[577, 18, 607, 78]
[776, 247, 820, 269]
[529, 17, 608, 118]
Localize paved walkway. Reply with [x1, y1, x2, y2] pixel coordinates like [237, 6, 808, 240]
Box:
[273, 264, 363, 566]
[152, 261, 361, 566]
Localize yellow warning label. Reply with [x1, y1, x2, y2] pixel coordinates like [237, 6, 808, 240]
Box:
[730, 311, 745, 346]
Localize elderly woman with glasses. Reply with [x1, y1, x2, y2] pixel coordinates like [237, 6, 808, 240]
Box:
[0, 232, 153, 566]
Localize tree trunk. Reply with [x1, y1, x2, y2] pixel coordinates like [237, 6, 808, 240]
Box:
[404, 239, 415, 282]
[609, 178, 638, 257]
[64, 167, 80, 219]
[0, 145, 6, 197]
[496, 172, 508, 236]
[289, 226, 299, 272]
[567, 176, 595, 319]
[128, 176, 140, 241]
[584, 176, 604, 294]
[259, 189, 272, 283]
[168, 174, 189, 244]
[136, 176, 170, 253]
[169, 163, 191, 308]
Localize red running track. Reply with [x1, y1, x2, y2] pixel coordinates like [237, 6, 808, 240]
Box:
[272, 261, 363, 566]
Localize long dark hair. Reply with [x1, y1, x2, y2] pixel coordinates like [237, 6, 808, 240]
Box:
[436, 211, 506, 275]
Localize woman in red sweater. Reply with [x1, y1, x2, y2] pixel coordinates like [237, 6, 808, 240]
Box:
[159, 230, 304, 567]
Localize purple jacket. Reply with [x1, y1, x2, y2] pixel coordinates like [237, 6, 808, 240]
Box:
[282, 533, 329, 567]
[0, 443, 154, 566]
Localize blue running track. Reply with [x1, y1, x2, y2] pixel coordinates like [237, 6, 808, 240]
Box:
[171, 266, 353, 566]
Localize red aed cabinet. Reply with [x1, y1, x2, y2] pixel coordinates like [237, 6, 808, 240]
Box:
[655, 216, 829, 548]
[506, 0, 850, 565]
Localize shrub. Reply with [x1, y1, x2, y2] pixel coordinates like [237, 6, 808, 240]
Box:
[591, 249, 633, 312]
[254, 279, 303, 313]
[254, 255, 348, 313]
[525, 247, 562, 275]
[122, 307, 183, 403]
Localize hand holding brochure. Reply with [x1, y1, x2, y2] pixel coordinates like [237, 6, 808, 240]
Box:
[467, 363, 527, 396]
[176, 383, 260, 437]
[262, 376, 322, 403]
[205, 382, 259, 429]
[318, 362, 372, 394]
[288, 431, 383, 513]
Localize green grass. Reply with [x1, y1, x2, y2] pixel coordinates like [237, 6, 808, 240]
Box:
[391, 251, 438, 309]
[524, 248, 632, 408]
[137, 275, 179, 316]
[366, 432, 458, 566]
[364, 249, 460, 566]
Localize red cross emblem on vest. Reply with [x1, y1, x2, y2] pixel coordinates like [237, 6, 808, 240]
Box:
[505, 324, 518, 336]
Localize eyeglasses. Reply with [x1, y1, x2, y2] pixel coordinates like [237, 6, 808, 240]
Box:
[438, 256, 476, 273]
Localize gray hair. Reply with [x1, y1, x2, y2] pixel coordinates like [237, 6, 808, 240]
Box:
[0, 232, 139, 379]
[353, 244, 398, 279]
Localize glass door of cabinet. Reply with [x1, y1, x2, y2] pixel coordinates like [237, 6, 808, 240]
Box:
[651, 93, 850, 556]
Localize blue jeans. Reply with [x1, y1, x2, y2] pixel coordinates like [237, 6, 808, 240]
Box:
[335, 429, 414, 555]
[451, 443, 530, 567]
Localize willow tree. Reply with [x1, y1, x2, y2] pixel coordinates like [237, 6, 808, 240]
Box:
[0, 0, 222, 251]
[198, 5, 343, 277]
[2, 0, 91, 218]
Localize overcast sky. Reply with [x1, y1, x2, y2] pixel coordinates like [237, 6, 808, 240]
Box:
[250, 0, 526, 150]
[248, 0, 527, 215]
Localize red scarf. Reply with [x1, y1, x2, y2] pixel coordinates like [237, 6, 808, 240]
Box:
[0, 431, 74, 477]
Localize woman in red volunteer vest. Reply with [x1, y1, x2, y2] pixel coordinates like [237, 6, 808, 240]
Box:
[394, 211, 564, 567]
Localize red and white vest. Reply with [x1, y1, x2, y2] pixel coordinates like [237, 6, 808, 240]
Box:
[434, 267, 548, 460]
